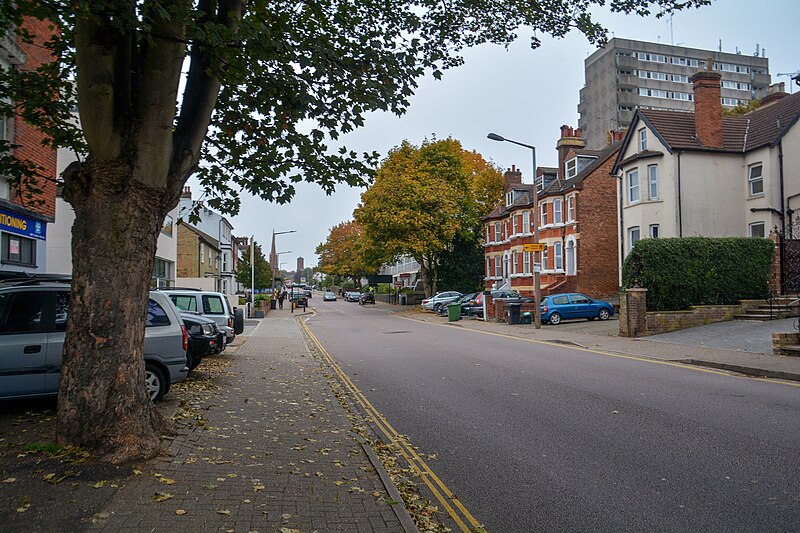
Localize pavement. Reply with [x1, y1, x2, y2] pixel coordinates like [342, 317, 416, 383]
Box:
[88, 306, 415, 532]
[401, 308, 800, 383]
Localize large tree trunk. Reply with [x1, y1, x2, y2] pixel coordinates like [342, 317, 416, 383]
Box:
[57, 160, 176, 463]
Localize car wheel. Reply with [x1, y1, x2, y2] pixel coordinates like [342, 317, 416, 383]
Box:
[598, 308, 611, 321]
[189, 353, 202, 370]
[234, 307, 245, 334]
[145, 363, 168, 402]
[549, 312, 562, 325]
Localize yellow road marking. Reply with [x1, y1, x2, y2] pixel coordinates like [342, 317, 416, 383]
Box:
[299, 320, 482, 532]
[396, 315, 800, 388]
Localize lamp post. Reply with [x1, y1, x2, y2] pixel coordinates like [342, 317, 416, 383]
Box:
[271, 229, 296, 293]
[487, 132, 541, 329]
[274, 251, 292, 290]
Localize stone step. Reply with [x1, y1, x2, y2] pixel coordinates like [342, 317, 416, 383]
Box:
[779, 345, 800, 357]
[734, 312, 792, 321]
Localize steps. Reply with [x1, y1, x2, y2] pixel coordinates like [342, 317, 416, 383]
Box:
[734, 297, 800, 321]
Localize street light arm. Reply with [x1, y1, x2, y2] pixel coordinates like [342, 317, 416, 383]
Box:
[487, 132, 535, 151]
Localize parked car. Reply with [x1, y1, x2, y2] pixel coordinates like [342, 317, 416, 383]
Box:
[181, 311, 224, 371]
[323, 291, 337, 301]
[0, 277, 189, 402]
[161, 288, 243, 344]
[540, 293, 614, 325]
[359, 292, 375, 305]
[344, 291, 361, 302]
[464, 290, 532, 318]
[421, 291, 462, 311]
[436, 292, 478, 316]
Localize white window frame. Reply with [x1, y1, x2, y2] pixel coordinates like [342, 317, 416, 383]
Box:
[565, 235, 577, 276]
[553, 199, 563, 224]
[523, 251, 530, 274]
[638, 129, 647, 151]
[748, 164, 763, 196]
[522, 211, 530, 233]
[649, 224, 660, 238]
[200, 242, 205, 263]
[512, 250, 517, 274]
[495, 256, 501, 277]
[567, 196, 575, 222]
[749, 222, 765, 238]
[628, 227, 641, 252]
[628, 169, 640, 203]
[565, 158, 577, 179]
[512, 214, 518, 235]
[486, 258, 491, 277]
[542, 246, 549, 270]
[554, 242, 563, 271]
[494, 222, 501, 242]
[541, 203, 548, 226]
[647, 164, 659, 200]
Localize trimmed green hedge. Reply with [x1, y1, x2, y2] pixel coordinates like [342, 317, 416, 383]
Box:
[622, 237, 774, 311]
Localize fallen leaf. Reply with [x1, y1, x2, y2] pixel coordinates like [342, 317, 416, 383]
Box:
[2, 478, 16, 483]
[153, 492, 174, 502]
[217, 509, 232, 515]
[93, 481, 106, 488]
[175, 509, 187, 516]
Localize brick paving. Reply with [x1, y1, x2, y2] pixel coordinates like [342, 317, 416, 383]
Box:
[90, 311, 406, 532]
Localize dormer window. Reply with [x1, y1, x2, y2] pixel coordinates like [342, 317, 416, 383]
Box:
[505, 191, 513, 206]
[565, 158, 577, 179]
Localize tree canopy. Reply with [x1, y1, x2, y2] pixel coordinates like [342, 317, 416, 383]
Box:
[235, 242, 272, 290]
[316, 220, 382, 285]
[355, 138, 503, 295]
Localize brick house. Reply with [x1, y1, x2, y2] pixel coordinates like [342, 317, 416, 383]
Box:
[177, 220, 221, 284]
[0, 18, 57, 274]
[483, 127, 622, 299]
[612, 66, 800, 289]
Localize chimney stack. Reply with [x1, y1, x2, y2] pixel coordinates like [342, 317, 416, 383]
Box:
[690, 63, 723, 148]
[555, 125, 585, 178]
[504, 164, 522, 186]
[181, 186, 192, 200]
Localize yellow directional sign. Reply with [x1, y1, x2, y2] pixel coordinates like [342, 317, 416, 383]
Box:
[523, 243, 545, 252]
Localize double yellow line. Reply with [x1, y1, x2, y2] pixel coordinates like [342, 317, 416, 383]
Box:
[300, 319, 483, 532]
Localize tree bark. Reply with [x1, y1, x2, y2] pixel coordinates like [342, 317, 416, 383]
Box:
[58, 159, 176, 463]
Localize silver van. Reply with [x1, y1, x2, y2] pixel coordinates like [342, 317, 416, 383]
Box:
[0, 278, 188, 402]
[160, 288, 244, 344]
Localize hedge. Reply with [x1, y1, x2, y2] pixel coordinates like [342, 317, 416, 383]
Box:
[621, 237, 774, 311]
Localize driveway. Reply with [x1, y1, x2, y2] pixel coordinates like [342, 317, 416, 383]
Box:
[648, 317, 798, 354]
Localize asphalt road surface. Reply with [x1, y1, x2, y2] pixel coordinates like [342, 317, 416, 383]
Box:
[305, 299, 800, 533]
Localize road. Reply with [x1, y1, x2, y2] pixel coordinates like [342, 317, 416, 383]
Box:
[305, 299, 800, 533]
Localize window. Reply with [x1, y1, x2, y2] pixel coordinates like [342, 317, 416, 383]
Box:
[200, 242, 205, 263]
[649, 224, 660, 238]
[628, 169, 640, 203]
[146, 299, 171, 327]
[565, 158, 577, 179]
[221, 252, 228, 272]
[494, 222, 501, 242]
[512, 215, 518, 235]
[647, 164, 659, 200]
[541, 203, 548, 226]
[486, 225, 491, 242]
[54, 291, 69, 332]
[565, 237, 576, 275]
[554, 242, 563, 271]
[628, 227, 641, 252]
[0, 291, 46, 334]
[542, 246, 549, 270]
[554, 199, 562, 224]
[523, 251, 530, 274]
[749, 222, 765, 238]
[748, 164, 763, 195]
[486, 258, 491, 277]
[567, 196, 575, 221]
[722, 97, 746, 107]
[671, 74, 689, 83]
[170, 295, 198, 312]
[1, 233, 36, 266]
[638, 88, 668, 98]
[512, 251, 517, 274]
[495, 256, 501, 277]
[638, 129, 647, 151]
[522, 211, 530, 233]
[161, 215, 174, 237]
[202, 295, 225, 314]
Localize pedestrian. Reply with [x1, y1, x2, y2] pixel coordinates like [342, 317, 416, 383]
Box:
[278, 291, 285, 309]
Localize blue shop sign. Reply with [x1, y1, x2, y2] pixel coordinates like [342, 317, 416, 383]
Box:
[0, 206, 47, 240]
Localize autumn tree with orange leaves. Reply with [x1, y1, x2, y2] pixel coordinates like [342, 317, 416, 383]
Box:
[355, 138, 503, 296]
[316, 221, 383, 287]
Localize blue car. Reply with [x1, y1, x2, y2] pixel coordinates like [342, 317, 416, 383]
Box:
[540, 293, 614, 325]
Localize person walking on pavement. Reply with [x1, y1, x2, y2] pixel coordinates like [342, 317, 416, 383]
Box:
[278, 290, 286, 310]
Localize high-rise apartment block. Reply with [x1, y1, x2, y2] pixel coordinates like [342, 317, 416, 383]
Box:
[578, 38, 771, 149]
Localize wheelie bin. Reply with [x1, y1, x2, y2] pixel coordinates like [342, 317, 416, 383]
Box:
[447, 302, 462, 322]
[507, 303, 521, 325]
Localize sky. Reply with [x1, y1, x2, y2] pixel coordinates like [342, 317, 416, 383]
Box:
[191, 0, 800, 271]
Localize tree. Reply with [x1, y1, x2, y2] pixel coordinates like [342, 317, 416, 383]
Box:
[235, 243, 272, 291]
[0, 0, 708, 462]
[316, 220, 383, 286]
[356, 138, 503, 296]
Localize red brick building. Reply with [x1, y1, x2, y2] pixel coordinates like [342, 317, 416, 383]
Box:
[0, 18, 58, 274]
[483, 126, 622, 299]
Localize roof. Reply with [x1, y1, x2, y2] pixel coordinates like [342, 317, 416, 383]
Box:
[560, 142, 621, 191]
[638, 91, 800, 153]
[177, 219, 221, 250]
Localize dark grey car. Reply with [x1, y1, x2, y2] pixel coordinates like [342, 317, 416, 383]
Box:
[0, 280, 188, 402]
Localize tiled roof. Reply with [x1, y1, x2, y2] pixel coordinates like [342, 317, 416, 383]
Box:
[640, 91, 800, 153]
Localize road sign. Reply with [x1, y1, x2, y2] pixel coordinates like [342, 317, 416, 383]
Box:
[524, 243, 545, 252]
[394, 281, 403, 287]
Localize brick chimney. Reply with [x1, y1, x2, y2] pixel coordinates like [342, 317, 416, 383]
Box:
[607, 129, 627, 145]
[504, 165, 522, 187]
[556, 125, 585, 178]
[691, 63, 723, 148]
[181, 186, 192, 199]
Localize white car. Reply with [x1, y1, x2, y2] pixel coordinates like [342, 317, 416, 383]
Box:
[421, 291, 462, 311]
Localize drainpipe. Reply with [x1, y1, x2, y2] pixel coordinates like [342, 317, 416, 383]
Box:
[677, 152, 683, 237]
[779, 141, 786, 293]
[617, 171, 624, 287]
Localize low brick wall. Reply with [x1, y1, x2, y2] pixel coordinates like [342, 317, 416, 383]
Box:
[772, 332, 800, 356]
[645, 305, 743, 335]
[492, 300, 538, 322]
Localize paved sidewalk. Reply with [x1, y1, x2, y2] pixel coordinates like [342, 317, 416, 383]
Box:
[90, 311, 409, 532]
[400, 309, 800, 383]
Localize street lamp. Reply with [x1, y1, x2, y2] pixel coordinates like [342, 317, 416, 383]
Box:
[271, 229, 296, 292]
[487, 132, 541, 329]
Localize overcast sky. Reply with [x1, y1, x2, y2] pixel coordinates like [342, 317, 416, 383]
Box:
[190, 0, 800, 271]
